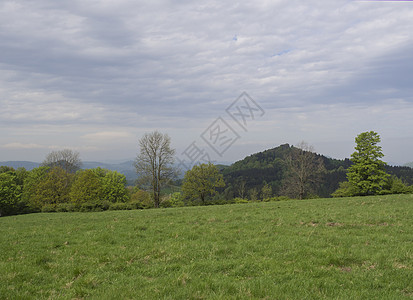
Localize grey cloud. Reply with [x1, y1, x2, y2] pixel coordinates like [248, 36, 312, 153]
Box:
[1, 0, 413, 162]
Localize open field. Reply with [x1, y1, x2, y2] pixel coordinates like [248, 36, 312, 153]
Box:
[1, 194, 412, 299]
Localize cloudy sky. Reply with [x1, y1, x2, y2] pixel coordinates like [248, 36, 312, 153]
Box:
[1, 0, 413, 165]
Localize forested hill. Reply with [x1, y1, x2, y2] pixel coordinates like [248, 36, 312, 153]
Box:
[405, 162, 413, 168]
[221, 144, 413, 198]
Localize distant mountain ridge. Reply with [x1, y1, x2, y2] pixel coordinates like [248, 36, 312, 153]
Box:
[0, 161, 40, 170]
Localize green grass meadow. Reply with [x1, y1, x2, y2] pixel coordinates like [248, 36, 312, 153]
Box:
[1, 195, 412, 299]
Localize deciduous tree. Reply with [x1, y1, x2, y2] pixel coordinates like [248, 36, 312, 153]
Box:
[92, 168, 129, 203]
[70, 169, 103, 207]
[42, 149, 82, 174]
[22, 167, 50, 211]
[0, 172, 21, 216]
[347, 131, 389, 196]
[261, 182, 272, 200]
[135, 131, 176, 208]
[31, 167, 74, 208]
[281, 142, 326, 199]
[182, 163, 225, 204]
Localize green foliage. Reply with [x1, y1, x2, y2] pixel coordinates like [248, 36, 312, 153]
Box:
[41, 204, 57, 213]
[331, 181, 358, 198]
[262, 196, 291, 202]
[55, 203, 76, 212]
[170, 192, 184, 207]
[17, 166, 130, 214]
[182, 163, 225, 204]
[100, 170, 129, 203]
[129, 188, 153, 208]
[233, 197, 249, 203]
[0, 172, 22, 216]
[29, 167, 74, 209]
[159, 192, 185, 208]
[79, 202, 104, 212]
[1, 195, 412, 299]
[21, 167, 50, 211]
[347, 131, 390, 196]
[261, 182, 272, 200]
[222, 144, 350, 199]
[70, 170, 104, 207]
[248, 188, 258, 201]
[384, 176, 411, 195]
[108, 202, 131, 211]
[159, 197, 172, 208]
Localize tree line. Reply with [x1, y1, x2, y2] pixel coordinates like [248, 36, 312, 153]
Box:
[1, 130, 412, 216]
[0, 150, 153, 216]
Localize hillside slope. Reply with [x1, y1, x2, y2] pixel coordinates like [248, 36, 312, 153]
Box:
[222, 144, 413, 198]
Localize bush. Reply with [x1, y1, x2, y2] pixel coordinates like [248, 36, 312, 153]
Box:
[210, 198, 233, 205]
[127, 201, 144, 210]
[41, 204, 57, 213]
[388, 176, 410, 194]
[101, 201, 111, 211]
[130, 189, 153, 208]
[160, 198, 172, 208]
[55, 203, 76, 212]
[109, 202, 131, 211]
[261, 196, 291, 202]
[80, 202, 103, 212]
[170, 192, 185, 207]
[233, 197, 249, 204]
[332, 181, 357, 197]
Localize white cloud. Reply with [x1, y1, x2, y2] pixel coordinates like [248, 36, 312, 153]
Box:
[82, 131, 133, 141]
[2, 143, 44, 150]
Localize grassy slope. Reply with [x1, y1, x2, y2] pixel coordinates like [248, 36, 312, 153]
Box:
[1, 195, 412, 299]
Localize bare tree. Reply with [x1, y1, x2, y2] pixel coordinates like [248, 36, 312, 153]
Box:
[281, 142, 326, 200]
[42, 149, 82, 174]
[236, 179, 246, 199]
[135, 131, 176, 208]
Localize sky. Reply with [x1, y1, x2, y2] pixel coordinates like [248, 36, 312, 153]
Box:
[1, 0, 413, 166]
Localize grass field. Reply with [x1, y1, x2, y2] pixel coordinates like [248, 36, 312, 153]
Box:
[1, 194, 412, 299]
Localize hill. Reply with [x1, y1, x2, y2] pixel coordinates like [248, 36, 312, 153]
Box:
[0, 161, 40, 170]
[1, 194, 412, 299]
[222, 144, 413, 198]
[404, 162, 413, 168]
[82, 160, 137, 184]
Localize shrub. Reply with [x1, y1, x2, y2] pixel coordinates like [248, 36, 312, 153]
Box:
[234, 197, 249, 204]
[101, 201, 111, 211]
[160, 198, 172, 208]
[170, 192, 185, 207]
[109, 202, 131, 211]
[127, 202, 144, 210]
[41, 204, 57, 213]
[332, 181, 358, 197]
[55, 203, 76, 212]
[80, 202, 103, 212]
[388, 176, 410, 194]
[130, 189, 153, 208]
